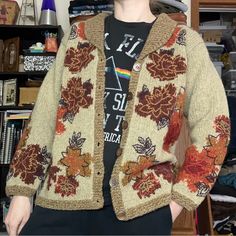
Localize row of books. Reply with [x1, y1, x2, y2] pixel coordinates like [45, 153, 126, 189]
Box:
[0, 110, 32, 164]
[69, 0, 113, 18]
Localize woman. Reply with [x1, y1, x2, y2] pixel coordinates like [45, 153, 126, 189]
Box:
[4, 0, 230, 235]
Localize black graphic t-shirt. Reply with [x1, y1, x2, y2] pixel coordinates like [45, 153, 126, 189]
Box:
[103, 15, 155, 205]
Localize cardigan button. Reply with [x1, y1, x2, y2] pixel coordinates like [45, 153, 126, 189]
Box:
[109, 178, 119, 188]
[116, 147, 123, 157]
[122, 120, 128, 130]
[133, 62, 141, 72]
[127, 92, 133, 101]
[117, 210, 126, 220]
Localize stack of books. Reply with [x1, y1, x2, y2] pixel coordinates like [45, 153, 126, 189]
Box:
[69, 0, 113, 18]
[0, 110, 32, 164]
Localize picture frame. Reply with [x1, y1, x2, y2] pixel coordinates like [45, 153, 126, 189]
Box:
[3, 79, 17, 106]
[3, 37, 20, 72]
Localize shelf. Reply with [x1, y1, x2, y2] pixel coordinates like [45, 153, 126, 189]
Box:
[0, 72, 47, 77]
[0, 105, 34, 111]
[0, 24, 61, 30]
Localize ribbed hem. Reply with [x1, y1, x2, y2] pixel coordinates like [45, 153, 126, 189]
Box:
[5, 186, 36, 198]
[171, 191, 198, 211]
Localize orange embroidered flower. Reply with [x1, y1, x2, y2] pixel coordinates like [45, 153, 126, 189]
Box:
[204, 135, 228, 165]
[55, 175, 79, 197]
[135, 84, 177, 127]
[17, 126, 31, 149]
[147, 49, 187, 81]
[60, 147, 92, 177]
[122, 155, 157, 186]
[151, 162, 174, 183]
[64, 42, 95, 73]
[78, 22, 86, 40]
[132, 172, 161, 199]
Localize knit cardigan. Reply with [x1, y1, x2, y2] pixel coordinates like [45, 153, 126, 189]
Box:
[5, 13, 230, 221]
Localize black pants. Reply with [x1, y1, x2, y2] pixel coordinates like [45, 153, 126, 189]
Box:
[20, 204, 173, 235]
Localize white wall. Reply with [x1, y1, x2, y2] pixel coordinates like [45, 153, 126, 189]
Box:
[15, 0, 191, 32]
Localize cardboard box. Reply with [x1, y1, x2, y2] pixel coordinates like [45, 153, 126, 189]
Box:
[19, 87, 40, 106]
[203, 31, 222, 43]
[0, 0, 20, 25]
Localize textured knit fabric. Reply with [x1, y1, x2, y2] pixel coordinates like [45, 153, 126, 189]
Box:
[5, 13, 230, 221]
[103, 15, 154, 205]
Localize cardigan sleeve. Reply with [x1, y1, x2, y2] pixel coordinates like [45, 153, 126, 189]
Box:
[5, 31, 70, 198]
[171, 40, 230, 210]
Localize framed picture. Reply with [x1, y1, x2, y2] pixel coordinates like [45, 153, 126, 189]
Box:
[3, 79, 17, 106]
[3, 37, 20, 72]
[0, 80, 3, 106]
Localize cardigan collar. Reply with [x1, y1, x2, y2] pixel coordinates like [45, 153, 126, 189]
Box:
[84, 12, 178, 59]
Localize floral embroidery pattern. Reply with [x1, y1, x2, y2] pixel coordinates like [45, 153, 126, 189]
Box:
[55, 175, 79, 197]
[122, 137, 158, 186]
[176, 115, 230, 197]
[135, 84, 177, 129]
[56, 77, 93, 135]
[47, 166, 61, 190]
[69, 24, 78, 40]
[77, 22, 86, 40]
[163, 88, 186, 152]
[60, 132, 93, 177]
[132, 172, 161, 199]
[147, 49, 187, 81]
[165, 27, 186, 48]
[151, 162, 174, 183]
[9, 145, 51, 185]
[64, 42, 95, 73]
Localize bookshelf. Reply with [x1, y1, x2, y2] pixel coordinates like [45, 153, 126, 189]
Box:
[0, 24, 63, 232]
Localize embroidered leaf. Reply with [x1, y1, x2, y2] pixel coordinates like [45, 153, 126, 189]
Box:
[133, 144, 146, 154]
[138, 137, 146, 145]
[146, 145, 156, 156]
[145, 137, 152, 149]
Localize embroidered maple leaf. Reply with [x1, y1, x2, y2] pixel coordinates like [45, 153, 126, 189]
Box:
[121, 155, 157, 186]
[60, 147, 92, 177]
[204, 135, 228, 165]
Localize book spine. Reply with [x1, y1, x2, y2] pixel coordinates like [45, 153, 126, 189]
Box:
[7, 124, 15, 164]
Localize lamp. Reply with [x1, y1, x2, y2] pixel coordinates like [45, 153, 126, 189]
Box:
[39, 0, 57, 25]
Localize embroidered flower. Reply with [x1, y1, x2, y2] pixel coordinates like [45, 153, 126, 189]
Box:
[55, 175, 79, 197]
[77, 22, 86, 40]
[132, 172, 161, 199]
[64, 42, 95, 73]
[9, 145, 51, 185]
[214, 115, 230, 138]
[176, 145, 218, 193]
[204, 135, 228, 165]
[135, 84, 177, 129]
[163, 89, 186, 152]
[47, 166, 61, 190]
[151, 162, 174, 183]
[165, 27, 181, 47]
[69, 24, 78, 40]
[147, 49, 187, 81]
[60, 132, 93, 177]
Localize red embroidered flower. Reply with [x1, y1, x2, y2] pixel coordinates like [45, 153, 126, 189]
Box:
[176, 145, 217, 192]
[56, 107, 67, 135]
[55, 175, 79, 197]
[47, 166, 61, 190]
[64, 42, 95, 73]
[151, 162, 174, 183]
[61, 77, 93, 117]
[214, 115, 230, 138]
[147, 49, 187, 81]
[135, 84, 177, 126]
[9, 145, 51, 185]
[132, 172, 161, 199]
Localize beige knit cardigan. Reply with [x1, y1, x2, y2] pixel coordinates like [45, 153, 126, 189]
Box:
[6, 13, 230, 221]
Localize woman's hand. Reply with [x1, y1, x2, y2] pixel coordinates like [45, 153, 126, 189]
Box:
[169, 200, 183, 222]
[4, 196, 31, 236]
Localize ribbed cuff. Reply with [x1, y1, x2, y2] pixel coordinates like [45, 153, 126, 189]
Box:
[5, 186, 36, 198]
[171, 190, 198, 211]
